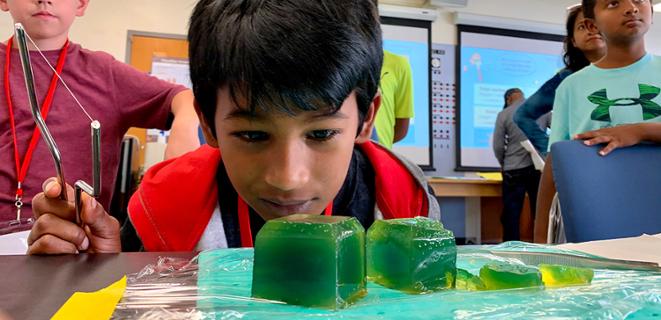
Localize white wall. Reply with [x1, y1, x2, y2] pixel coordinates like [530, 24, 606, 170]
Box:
[431, 0, 575, 44]
[647, 17, 661, 54]
[0, 0, 660, 60]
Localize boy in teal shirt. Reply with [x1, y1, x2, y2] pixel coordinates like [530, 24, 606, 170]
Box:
[549, 0, 661, 154]
[536, 0, 661, 242]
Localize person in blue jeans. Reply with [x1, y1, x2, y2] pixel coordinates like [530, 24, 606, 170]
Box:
[514, 4, 606, 156]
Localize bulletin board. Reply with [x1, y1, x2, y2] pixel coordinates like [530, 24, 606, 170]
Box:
[124, 31, 189, 167]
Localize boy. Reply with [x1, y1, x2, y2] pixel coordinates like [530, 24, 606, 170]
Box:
[535, 0, 661, 242]
[0, 0, 200, 229]
[26, 0, 440, 254]
[549, 0, 661, 151]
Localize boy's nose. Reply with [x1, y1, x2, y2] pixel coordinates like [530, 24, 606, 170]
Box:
[37, 0, 53, 5]
[263, 143, 310, 192]
[623, 0, 640, 15]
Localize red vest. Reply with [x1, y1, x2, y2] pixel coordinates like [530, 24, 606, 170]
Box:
[128, 142, 430, 251]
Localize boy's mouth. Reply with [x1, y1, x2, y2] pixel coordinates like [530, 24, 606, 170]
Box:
[623, 19, 643, 27]
[260, 198, 315, 215]
[33, 11, 55, 18]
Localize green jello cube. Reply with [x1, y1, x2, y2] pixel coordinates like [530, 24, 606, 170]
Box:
[251, 214, 366, 309]
[539, 264, 594, 288]
[479, 262, 543, 290]
[366, 217, 457, 294]
[455, 268, 486, 291]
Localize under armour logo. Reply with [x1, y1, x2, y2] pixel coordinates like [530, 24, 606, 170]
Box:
[588, 84, 661, 121]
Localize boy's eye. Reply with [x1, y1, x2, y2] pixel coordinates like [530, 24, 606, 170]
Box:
[232, 131, 269, 142]
[607, 1, 619, 8]
[307, 129, 340, 142]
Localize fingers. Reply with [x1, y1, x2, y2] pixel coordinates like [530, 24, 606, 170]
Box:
[599, 140, 620, 156]
[31, 191, 76, 221]
[28, 195, 121, 254]
[27, 234, 80, 255]
[27, 213, 88, 250]
[41, 177, 75, 200]
[582, 135, 612, 146]
[33, 177, 77, 221]
[27, 211, 87, 255]
[29, 177, 121, 254]
[80, 195, 122, 253]
[574, 131, 597, 140]
[579, 135, 619, 156]
[81, 195, 118, 237]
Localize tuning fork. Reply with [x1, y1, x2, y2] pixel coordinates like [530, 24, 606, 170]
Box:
[14, 23, 101, 224]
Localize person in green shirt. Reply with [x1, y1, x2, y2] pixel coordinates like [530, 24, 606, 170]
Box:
[373, 50, 414, 149]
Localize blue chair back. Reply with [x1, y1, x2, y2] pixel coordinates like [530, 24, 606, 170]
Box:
[551, 140, 661, 242]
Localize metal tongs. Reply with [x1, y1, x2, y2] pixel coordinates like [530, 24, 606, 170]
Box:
[14, 23, 101, 224]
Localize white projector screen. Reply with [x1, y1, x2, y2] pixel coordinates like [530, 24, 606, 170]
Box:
[457, 25, 565, 171]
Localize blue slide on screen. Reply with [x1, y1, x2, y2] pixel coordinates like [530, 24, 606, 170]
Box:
[458, 29, 564, 170]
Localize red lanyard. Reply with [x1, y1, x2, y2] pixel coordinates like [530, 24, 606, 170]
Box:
[4, 36, 69, 215]
[237, 196, 333, 247]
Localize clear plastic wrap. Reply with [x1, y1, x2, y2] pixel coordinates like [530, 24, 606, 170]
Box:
[112, 243, 661, 319]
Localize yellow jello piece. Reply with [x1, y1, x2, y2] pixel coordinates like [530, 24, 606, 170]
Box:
[479, 262, 543, 290]
[455, 268, 486, 291]
[539, 264, 594, 288]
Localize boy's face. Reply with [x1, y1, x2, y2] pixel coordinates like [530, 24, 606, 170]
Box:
[590, 0, 653, 44]
[0, 0, 89, 43]
[201, 87, 377, 221]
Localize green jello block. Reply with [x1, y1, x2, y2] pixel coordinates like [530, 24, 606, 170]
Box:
[479, 262, 543, 290]
[539, 264, 594, 288]
[251, 214, 366, 309]
[366, 217, 457, 294]
[455, 268, 486, 291]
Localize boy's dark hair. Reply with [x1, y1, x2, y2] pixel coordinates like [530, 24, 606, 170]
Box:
[564, 5, 591, 72]
[188, 0, 383, 137]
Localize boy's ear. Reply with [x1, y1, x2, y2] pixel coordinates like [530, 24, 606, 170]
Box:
[355, 91, 381, 144]
[76, 0, 90, 17]
[194, 100, 219, 148]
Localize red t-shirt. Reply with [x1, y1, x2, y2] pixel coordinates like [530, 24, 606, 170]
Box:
[0, 41, 186, 224]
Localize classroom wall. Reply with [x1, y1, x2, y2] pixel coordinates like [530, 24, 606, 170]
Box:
[1, 0, 659, 60]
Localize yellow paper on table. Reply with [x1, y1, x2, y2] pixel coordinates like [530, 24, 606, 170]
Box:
[51, 276, 127, 320]
[477, 172, 502, 181]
